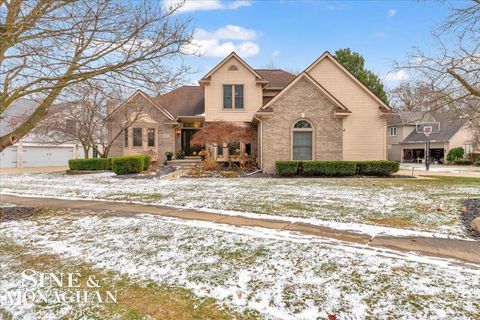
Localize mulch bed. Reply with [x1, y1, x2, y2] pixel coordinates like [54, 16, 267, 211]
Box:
[0, 207, 42, 222]
[461, 199, 480, 240]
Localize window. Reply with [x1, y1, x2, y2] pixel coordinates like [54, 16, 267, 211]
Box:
[148, 128, 155, 147]
[228, 142, 240, 156]
[93, 147, 98, 158]
[223, 85, 244, 109]
[65, 119, 76, 134]
[228, 65, 238, 71]
[132, 128, 143, 147]
[223, 85, 232, 109]
[464, 143, 473, 156]
[293, 120, 313, 160]
[217, 144, 224, 156]
[388, 127, 397, 136]
[124, 129, 128, 148]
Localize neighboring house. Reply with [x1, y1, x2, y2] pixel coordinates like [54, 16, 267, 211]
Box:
[387, 111, 477, 163]
[0, 99, 86, 168]
[107, 51, 393, 173]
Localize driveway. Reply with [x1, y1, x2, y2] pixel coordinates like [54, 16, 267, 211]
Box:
[0, 166, 67, 175]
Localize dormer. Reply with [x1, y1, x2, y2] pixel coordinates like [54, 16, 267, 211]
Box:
[199, 52, 267, 122]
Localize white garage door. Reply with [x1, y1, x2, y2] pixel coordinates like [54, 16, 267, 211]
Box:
[23, 146, 74, 167]
[0, 146, 17, 168]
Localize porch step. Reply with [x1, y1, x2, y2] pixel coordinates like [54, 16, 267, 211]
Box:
[167, 159, 202, 171]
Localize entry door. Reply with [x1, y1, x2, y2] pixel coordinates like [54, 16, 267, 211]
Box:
[181, 129, 201, 156]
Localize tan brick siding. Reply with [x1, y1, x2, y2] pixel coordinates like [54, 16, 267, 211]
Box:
[107, 93, 175, 161]
[261, 77, 343, 173]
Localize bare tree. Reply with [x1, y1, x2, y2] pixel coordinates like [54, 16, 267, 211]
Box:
[389, 82, 449, 111]
[0, 0, 192, 151]
[33, 82, 144, 158]
[397, 0, 480, 144]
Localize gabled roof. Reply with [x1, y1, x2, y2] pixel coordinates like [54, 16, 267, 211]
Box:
[258, 72, 349, 113]
[105, 90, 175, 121]
[155, 86, 204, 117]
[200, 52, 266, 82]
[305, 51, 392, 111]
[254, 69, 296, 89]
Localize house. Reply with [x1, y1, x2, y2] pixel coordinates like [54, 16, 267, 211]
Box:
[107, 51, 393, 173]
[387, 110, 477, 163]
[0, 98, 87, 169]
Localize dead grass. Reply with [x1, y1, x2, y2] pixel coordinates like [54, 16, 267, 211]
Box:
[368, 217, 417, 228]
[0, 241, 254, 320]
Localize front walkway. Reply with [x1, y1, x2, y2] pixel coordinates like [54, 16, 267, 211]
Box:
[1, 194, 479, 266]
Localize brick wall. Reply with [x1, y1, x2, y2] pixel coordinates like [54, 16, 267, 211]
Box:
[107, 93, 174, 160]
[261, 77, 343, 173]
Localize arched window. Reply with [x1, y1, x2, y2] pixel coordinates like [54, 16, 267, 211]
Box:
[228, 65, 238, 71]
[292, 120, 313, 160]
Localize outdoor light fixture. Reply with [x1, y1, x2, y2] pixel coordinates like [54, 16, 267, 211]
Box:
[175, 127, 181, 135]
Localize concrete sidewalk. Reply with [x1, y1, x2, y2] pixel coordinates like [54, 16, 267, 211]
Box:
[1, 194, 479, 265]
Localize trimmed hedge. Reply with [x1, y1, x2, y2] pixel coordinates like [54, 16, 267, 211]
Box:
[112, 156, 145, 175]
[68, 158, 112, 171]
[276, 160, 399, 177]
[475, 160, 480, 167]
[142, 154, 151, 171]
[303, 161, 357, 176]
[275, 161, 299, 177]
[357, 161, 400, 176]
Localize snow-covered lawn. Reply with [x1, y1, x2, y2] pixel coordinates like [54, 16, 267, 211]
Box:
[0, 210, 479, 319]
[1, 172, 479, 237]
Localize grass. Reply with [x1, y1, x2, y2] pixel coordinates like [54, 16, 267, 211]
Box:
[0, 238, 255, 320]
[0, 210, 479, 319]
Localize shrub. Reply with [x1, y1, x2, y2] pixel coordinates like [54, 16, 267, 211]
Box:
[111, 156, 144, 175]
[275, 161, 300, 177]
[303, 161, 357, 176]
[453, 159, 473, 166]
[357, 161, 400, 176]
[141, 154, 151, 171]
[202, 158, 218, 171]
[68, 158, 111, 171]
[475, 160, 480, 167]
[220, 170, 238, 178]
[447, 147, 464, 163]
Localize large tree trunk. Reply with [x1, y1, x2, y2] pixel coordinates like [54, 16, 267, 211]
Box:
[82, 145, 90, 159]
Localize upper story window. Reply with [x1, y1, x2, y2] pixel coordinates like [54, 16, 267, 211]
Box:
[388, 127, 397, 136]
[132, 127, 143, 147]
[223, 85, 244, 109]
[228, 65, 238, 71]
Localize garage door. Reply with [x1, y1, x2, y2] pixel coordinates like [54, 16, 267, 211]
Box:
[0, 146, 17, 168]
[23, 146, 74, 167]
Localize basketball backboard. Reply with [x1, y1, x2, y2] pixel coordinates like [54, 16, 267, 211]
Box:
[416, 122, 440, 135]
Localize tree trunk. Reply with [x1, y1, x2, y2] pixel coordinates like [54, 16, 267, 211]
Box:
[83, 145, 90, 159]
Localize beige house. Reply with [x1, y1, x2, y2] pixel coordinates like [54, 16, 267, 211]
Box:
[107, 51, 393, 173]
[387, 111, 477, 163]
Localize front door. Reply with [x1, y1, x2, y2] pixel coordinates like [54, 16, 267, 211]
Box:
[181, 129, 201, 156]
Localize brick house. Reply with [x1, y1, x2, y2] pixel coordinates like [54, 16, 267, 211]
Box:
[106, 51, 393, 173]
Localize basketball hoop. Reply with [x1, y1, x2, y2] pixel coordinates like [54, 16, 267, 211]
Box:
[423, 126, 433, 138]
